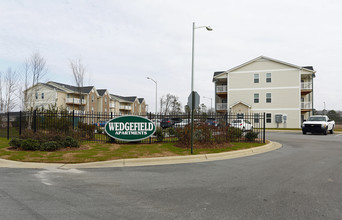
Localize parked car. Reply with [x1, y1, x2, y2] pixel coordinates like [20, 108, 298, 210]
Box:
[151, 119, 161, 127]
[174, 119, 190, 128]
[205, 118, 220, 127]
[95, 121, 107, 127]
[230, 119, 253, 131]
[160, 118, 175, 129]
[302, 115, 335, 135]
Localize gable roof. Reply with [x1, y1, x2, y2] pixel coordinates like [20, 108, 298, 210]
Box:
[213, 56, 316, 79]
[47, 81, 94, 94]
[110, 94, 137, 103]
[97, 89, 107, 96]
[230, 101, 251, 108]
[138, 98, 145, 104]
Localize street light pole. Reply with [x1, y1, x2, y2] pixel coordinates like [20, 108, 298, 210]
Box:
[147, 77, 157, 115]
[190, 22, 213, 154]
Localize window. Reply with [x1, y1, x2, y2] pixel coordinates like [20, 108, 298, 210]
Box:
[254, 73, 259, 83]
[91, 107, 94, 113]
[92, 95, 94, 102]
[237, 113, 244, 119]
[105, 108, 107, 113]
[266, 113, 272, 123]
[41, 93, 44, 99]
[266, 93, 272, 103]
[105, 97, 107, 104]
[254, 93, 259, 103]
[266, 73, 271, 83]
[254, 113, 260, 123]
[35, 92, 38, 99]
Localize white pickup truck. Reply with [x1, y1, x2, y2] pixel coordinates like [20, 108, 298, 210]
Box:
[302, 115, 335, 135]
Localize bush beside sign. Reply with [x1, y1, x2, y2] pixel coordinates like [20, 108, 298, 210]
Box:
[105, 116, 156, 141]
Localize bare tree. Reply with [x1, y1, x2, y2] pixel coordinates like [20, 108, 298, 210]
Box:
[160, 94, 182, 114]
[30, 52, 47, 88]
[3, 68, 19, 112]
[21, 52, 48, 111]
[70, 58, 86, 111]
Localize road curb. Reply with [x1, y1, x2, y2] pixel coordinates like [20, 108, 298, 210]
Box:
[0, 141, 282, 169]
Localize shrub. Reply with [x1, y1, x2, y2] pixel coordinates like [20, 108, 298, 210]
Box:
[63, 136, 79, 148]
[21, 139, 41, 151]
[245, 131, 259, 142]
[227, 127, 242, 141]
[155, 128, 164, 142]
[167, 127, 176, 136]
[9, 138, 22, 149]
[40, 141, 61, 151]
[107, 137, 116, 143]
[78, 122, 96, 140]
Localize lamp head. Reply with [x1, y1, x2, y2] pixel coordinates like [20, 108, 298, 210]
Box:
[206, 26, 213, 31]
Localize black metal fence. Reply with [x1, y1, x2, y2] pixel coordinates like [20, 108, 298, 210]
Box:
[0, 111, 266, 144]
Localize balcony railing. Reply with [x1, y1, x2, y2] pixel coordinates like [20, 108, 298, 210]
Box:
[119, 105, 131, 110]
[68, 110, 85, 115]
[301, 102, 312, 109]
[66, 98, 86, 105]
[216, 85, 227, 93]
[301, 82, 312, 90]
[216, 103, 228, 111]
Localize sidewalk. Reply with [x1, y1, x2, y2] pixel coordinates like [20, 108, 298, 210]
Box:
[0, 141, 281, 169]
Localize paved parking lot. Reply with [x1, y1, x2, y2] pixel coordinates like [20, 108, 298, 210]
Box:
[1, 131, 341, 219]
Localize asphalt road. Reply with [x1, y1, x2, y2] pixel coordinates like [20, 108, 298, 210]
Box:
[1, 132, 342, 219]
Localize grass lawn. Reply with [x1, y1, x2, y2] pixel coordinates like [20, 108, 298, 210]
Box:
[0, 138, 265, 163]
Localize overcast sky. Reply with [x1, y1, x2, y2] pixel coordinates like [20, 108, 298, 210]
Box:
[0, 0, 341, 111]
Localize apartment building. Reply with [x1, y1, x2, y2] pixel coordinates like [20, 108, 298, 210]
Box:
[213, 56, 316, 128]
[24, 81, 147, 115]
[110, 94, 146, 115]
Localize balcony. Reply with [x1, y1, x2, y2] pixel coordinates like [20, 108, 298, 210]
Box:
[119, 105, 131, 110]
[301, 102, 312, 112]
[216, 103, 228, 112]
[109, 103, 115, 108]
[301, 82, 312, 95]
[216, 85, 227, 94]
[66, 98, 86, 105]
[68, 110, 85, 115]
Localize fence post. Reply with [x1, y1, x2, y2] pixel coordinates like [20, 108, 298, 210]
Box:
[7, 112, 10, 140]
[72, 110, 75, 130]
[263, 112, 266, 143]
[33, 110, 37, 133]
[149, 112, 152, 144]
[111, 111, 113, 119]
[19, 111, 22, 136]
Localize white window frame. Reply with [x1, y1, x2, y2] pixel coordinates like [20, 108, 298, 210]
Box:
[266, 73, 272, 83]
[254, 113, 260, 123]
[254, 93, 259, 103]
[266, 113, 272, 123]
[41, 93, 44, 99]
[266, 93, 272, 103]
[254, 73, 259, 83]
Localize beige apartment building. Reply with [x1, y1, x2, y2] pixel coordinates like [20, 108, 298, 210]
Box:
[213, 56, 315, 128]
[24, 81, 147, 115]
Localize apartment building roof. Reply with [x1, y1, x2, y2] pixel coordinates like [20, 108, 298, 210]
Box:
[47, 81, 94, 94]
[97, 89, 107, 96]
[138, 98, 145, 104]
[110, 94, 137, 103]
[213, 56, 316, 80]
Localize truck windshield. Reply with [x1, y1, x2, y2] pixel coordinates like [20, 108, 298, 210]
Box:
[307, 117, 326, 121]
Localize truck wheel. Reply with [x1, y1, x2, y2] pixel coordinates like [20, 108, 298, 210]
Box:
[330, 126, 334, 134]
[302, 131, 306, 135]
[323, 128, 328, 135]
